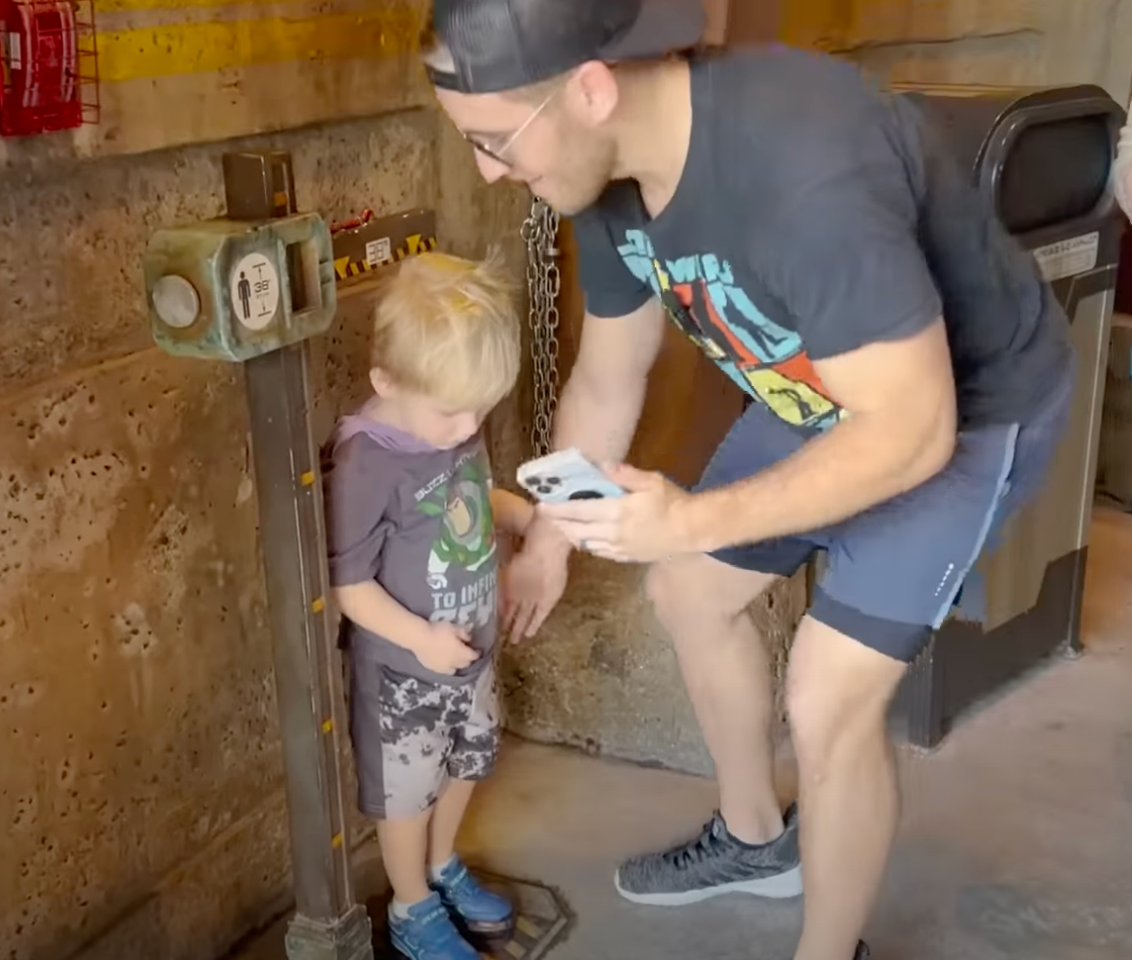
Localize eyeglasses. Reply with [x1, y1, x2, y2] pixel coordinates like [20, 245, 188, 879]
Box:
[461, 84, 561, 168]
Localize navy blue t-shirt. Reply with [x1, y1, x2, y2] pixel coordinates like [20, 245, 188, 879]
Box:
[571, 46, 1072, 434]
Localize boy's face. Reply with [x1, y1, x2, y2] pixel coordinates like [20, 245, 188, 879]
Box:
[372, 370, 485, 449]
[403, 395, 484, 450]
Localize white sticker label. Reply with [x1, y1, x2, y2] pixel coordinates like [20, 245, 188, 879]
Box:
[230, 253, 280, 331]
[1032, 232, 1100, 283]
[7, 33, 22, 71]
[365, 237, 392, 266]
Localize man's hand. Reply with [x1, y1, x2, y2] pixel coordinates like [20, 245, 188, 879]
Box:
[413, 622, 480, 675]
[500, 514, 571, 641]
[540, 463, 696, 564]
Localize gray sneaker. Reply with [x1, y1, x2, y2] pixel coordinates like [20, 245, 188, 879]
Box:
[614, 804, 803, 906]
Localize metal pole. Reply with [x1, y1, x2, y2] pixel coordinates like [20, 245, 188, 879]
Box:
[224, 150, 373, 960]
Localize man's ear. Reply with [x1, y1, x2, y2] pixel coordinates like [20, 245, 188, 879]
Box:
[570, 61, 620, 126]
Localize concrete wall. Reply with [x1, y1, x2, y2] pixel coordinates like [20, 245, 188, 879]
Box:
[0, 2, 530, 957]
[780, 0, 1132, 97]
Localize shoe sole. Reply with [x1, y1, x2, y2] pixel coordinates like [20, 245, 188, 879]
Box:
[613, 863, 803, 906]
[389, 932, 480, 960]
[454, 914, 516, 944]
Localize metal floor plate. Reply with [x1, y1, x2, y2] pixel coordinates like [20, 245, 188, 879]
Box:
[368, 871, 572, 960]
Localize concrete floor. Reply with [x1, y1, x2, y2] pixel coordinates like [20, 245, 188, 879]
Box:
[238, 507, 1132, 960]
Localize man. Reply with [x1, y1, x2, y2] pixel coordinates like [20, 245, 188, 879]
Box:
[422, 1, 1075, 958]
[1117, 98, 1131, 219]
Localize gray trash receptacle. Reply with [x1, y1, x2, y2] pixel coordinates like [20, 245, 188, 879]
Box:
[886, 83, 1127, 749]
[1097, 313, 1132, 507]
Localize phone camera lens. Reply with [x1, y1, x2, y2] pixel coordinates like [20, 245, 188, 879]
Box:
[545, 476, 561, 486]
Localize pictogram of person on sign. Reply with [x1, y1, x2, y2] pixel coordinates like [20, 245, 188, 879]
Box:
[238, 271, 252, 319]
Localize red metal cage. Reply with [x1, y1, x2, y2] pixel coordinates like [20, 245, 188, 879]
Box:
[0, 0, 98, 138]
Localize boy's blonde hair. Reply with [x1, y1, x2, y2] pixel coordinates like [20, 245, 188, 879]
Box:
[372, 249, 521, 411]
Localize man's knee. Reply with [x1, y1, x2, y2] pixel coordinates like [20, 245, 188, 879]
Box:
[645, 555, 776, 635]
[644, 560, 694, 630]
[785, 618, 905, 773]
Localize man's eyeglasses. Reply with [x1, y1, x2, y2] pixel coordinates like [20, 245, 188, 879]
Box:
[461, 84, 561, 168]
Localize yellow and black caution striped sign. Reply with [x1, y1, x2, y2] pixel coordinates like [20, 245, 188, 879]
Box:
[334, 233, 439, 281]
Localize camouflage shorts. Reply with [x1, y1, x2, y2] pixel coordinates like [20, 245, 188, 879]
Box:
[347, 658, 500, 820]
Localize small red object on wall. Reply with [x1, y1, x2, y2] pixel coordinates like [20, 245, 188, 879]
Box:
[0, 0, 98, 137]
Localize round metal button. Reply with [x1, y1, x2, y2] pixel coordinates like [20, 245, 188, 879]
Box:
[152, 275, 200, 329]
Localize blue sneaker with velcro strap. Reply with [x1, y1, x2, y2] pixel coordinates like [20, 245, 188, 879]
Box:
[388, 893, 478, 960]
[429, 856, 515, 938]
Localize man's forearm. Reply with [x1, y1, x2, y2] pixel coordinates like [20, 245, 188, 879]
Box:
[553, 372, 646, 465]
[680, 411, 956, 553]
[522, 371, 647, 558]
[333, 581, 429, 653]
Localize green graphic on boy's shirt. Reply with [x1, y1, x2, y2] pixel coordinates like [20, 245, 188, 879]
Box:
[419, 454, 496, 590]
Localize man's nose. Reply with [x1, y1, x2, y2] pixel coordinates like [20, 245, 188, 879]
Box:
[474, 150, 510, 184]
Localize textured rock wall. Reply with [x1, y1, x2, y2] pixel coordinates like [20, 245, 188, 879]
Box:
[0, 106, 529, 960]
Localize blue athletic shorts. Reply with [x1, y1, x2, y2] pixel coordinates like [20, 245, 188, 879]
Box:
[694, 368, 1075, 663]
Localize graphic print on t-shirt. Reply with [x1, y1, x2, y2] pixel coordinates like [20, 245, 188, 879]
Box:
[618, 229, 846, 432]
[415, 449, 498, 630]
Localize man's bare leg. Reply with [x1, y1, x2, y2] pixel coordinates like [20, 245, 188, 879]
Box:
[614, 553, 802, 908]
[647, 553, 784, 843]
[786, 616, 907, 960]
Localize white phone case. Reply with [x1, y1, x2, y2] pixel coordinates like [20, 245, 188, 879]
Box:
[516, 447, 625, 504]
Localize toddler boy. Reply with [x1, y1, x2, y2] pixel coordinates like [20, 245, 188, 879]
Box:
[323, 251, 533, 960]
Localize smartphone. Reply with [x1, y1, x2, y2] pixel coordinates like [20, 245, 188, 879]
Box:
[516, 447, 626, 504]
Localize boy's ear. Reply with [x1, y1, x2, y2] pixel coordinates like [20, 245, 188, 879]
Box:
[369, 367, 397, 397]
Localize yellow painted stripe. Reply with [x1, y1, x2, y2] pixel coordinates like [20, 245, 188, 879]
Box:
[98, 0, 315, 12]
[99, 8, 424, 82]
[777, 0, 839, 47]
[515, 917, 542, 939]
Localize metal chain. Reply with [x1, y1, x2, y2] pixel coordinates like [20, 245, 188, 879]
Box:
[521, 195, 561, 458]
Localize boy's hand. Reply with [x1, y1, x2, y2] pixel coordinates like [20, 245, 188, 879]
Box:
[414, 622, 480, 675]
[501, 515, 571, 641]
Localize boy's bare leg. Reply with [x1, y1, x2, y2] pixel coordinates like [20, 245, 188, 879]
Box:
[378, 812, 433, 906]
[428, 777, 477, 869]
[426, 775, 514, 935]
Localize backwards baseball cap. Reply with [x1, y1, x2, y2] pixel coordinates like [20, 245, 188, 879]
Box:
[425, 0, 707, 95]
